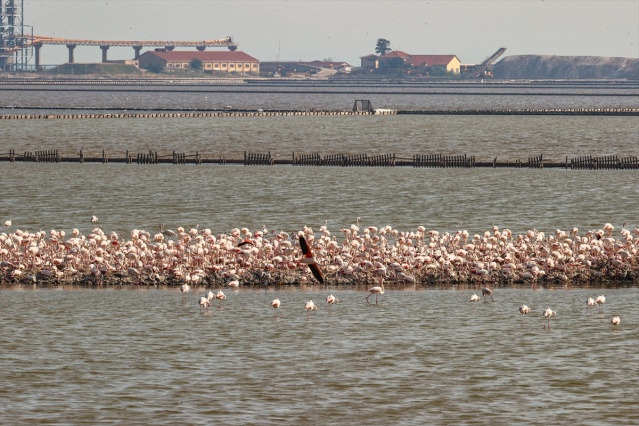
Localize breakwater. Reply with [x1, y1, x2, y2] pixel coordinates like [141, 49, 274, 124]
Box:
[2, 150, 638, 170]
[1, 107, 638, 118]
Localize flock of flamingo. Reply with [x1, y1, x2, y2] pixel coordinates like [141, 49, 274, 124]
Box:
[2, 217, 627, 327]
[1, 218, 637, 290]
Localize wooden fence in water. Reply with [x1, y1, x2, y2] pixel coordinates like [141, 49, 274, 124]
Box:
[2, 149, 639, 169]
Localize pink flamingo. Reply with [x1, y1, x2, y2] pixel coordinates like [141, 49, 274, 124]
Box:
[272, 298, 281, 309]
[366, 278, 385, 304]
[198, 296, 211, 310]
[519, 304, 531, 314]
[481, 286, 494, 302]
[180, 283, 190, 299]
[304, 300, 317, 314]
[299, 235, 324, 283]
[470, 293, 480, 302]
[543, 307, 556, 329]
[325, 294, 339, 305]
[611, 316, 620, 326]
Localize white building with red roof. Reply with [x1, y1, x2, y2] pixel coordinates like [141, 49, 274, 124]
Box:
[138, 50, 260, 74]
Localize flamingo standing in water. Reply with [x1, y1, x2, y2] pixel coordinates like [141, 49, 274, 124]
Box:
[91, 215, 99, 223]
[198, 296, 211, 310]
[470, 293, 480, 302]
[543, 307, 556, 329]
[519, 304, 531, 315]
[611, 316, 620, 326]
[595, 294, 606, 308]
[4, 219, 11, 228]
[304, 300, 317, 314]
[299, 235, 324, 284]
[326, 294, 339, 305]
[366, 278, 385, 304]
[482, 286, 494, 302]
[215, 290, 227, 303]
[180, 283, 190, 299]
[586, 297, 595, 307]
[272, 298, 281, 309]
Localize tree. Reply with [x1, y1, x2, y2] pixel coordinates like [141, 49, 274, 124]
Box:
[145, 63, 164, 74]
[375, 38, 391, 56]
[190, 58, 203, 70]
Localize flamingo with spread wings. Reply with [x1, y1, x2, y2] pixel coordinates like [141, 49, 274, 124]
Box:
[299, 235, 324, 284]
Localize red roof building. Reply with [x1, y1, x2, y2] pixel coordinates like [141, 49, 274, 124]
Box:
[361, 50, 461, 74]
[138, 50, 260, 74]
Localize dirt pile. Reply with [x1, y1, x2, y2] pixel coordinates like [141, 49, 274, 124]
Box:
[493, 55, 639, 79]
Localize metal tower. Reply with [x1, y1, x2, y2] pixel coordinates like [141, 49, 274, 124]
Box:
[0, 0, 33, 71]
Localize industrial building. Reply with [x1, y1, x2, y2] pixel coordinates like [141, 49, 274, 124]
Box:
[137, 50, 259, 74]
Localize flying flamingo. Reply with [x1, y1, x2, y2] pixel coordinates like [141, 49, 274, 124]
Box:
[470, 293, 480, 302]
[198, 296, 211, 310]
[611, 316, 620, 326]
[481, 286, 494, 302]
[543, 307, 556, 329]
[325, 294, 339, 305]
[519, 304, 531, 314]
[299, 235, 324, 284]
[366, 278, 385, 304]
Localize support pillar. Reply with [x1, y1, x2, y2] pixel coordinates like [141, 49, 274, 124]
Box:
[66, 44, 76, 64]
[100, 45, 110, 63]
[34, 43, 43, 70]
[133, 45, 143, 59]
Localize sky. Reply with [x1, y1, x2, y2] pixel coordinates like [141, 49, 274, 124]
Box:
[24, 0, 639, 66]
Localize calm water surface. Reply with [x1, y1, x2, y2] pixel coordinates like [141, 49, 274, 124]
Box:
[1, 287, 638, 425]
[1, 83, 638, 424]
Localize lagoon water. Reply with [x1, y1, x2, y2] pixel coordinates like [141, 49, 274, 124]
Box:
[1, 80, 639, 424]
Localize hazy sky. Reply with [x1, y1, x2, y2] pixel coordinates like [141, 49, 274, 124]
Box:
[27, 0, 639, 66]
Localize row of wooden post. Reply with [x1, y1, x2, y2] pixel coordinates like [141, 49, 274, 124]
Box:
[3, 149, 639, 169]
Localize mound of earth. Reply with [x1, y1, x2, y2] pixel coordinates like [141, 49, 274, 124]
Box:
[493, 55, 639, 79]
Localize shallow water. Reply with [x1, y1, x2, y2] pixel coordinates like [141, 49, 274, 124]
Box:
[1, 287, 637, 425]
[1, 82, 638, 424]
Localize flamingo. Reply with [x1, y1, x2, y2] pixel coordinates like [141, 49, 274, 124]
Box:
[519, 304, 531, 314]
[481, 286, 494, 302]
[611, 316, 620, 326]
[595, 294, 606, 307]
[325, 294, 339, 304]
[543, 307, 556, 328]
[180, 283, 190, 298]
[586, 297, 595, 307]
[304, 300, 317, 312]
[198, 296, 211, 310]
[272, 298, 281, 309]
[366, 278, 385, 304]
[215, 290, 227, 301]
[470, 293, 480, 302]
[91, 215, 99, 223]
[206, 290, 215, 301]
[227, 280, 239, 288]
[299, 235, 324, 284]
[4, 219, 12, 227]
